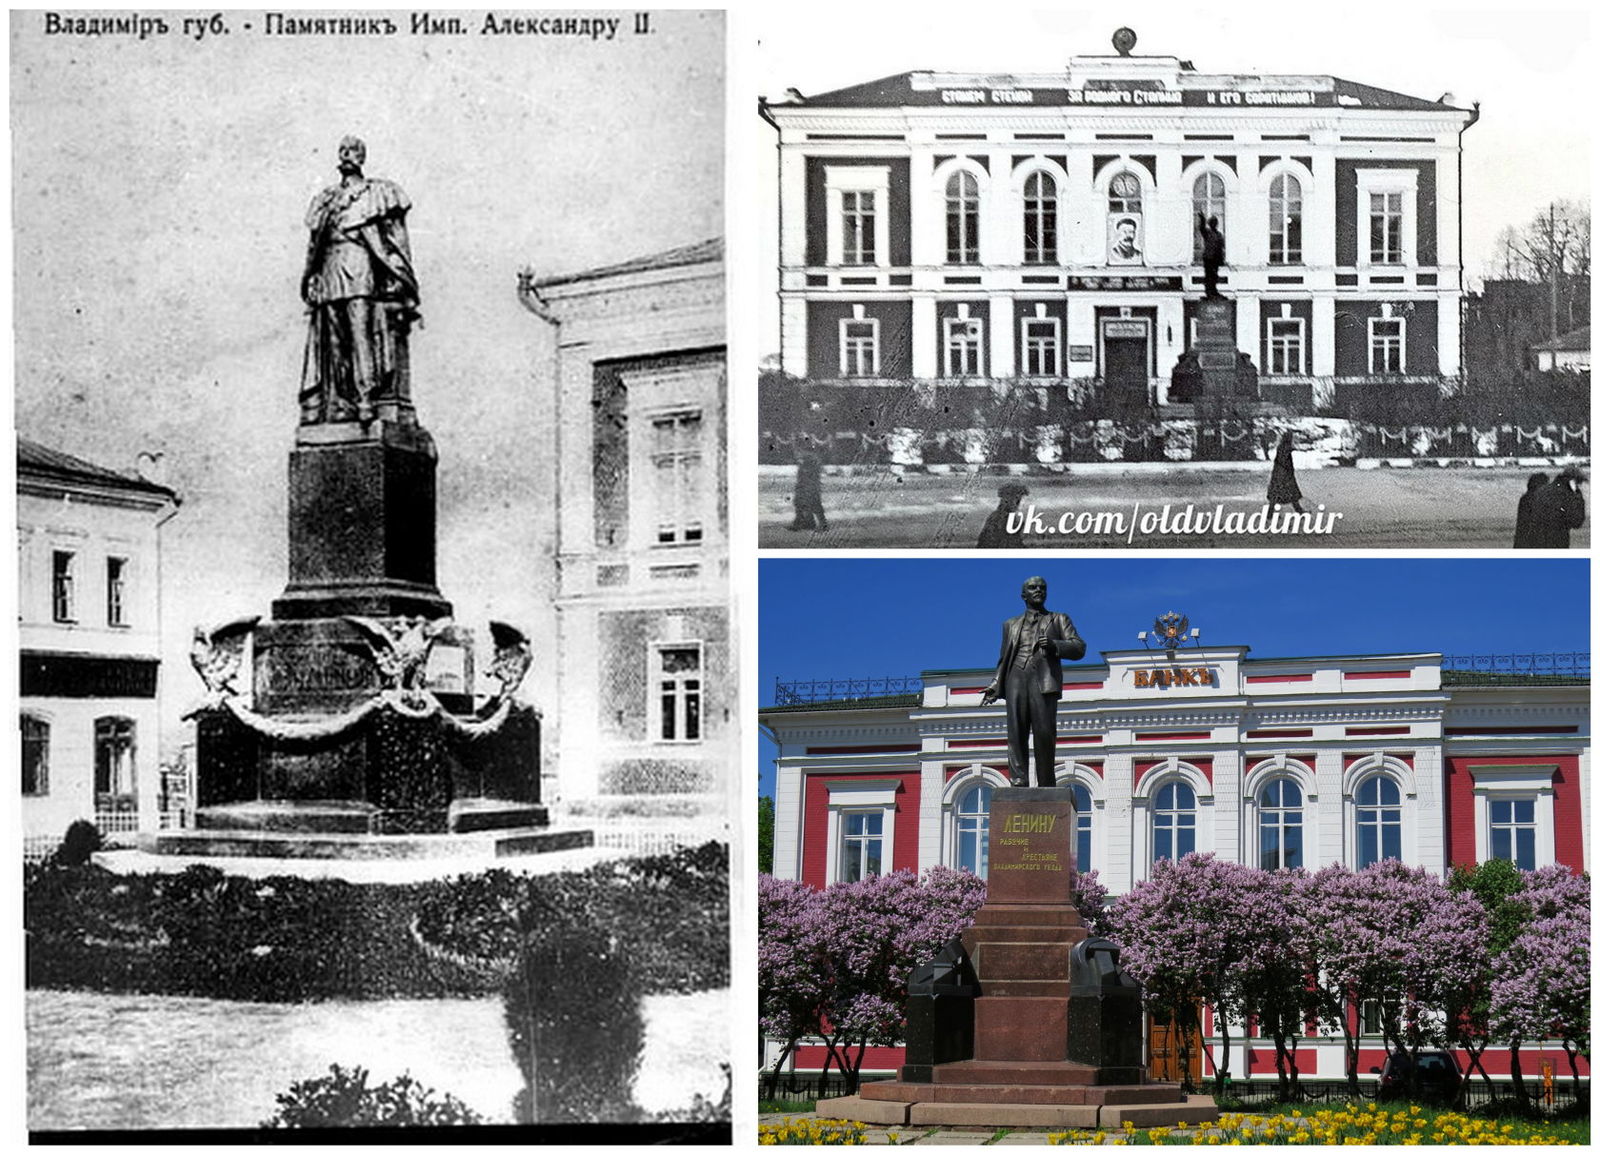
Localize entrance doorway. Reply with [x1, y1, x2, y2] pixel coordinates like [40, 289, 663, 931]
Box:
[1148, 1007, 1204, 1086]
[1101, 318, 1151, 396]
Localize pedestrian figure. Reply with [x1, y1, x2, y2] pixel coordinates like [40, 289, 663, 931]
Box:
[1524, 467, 1585, 548]
[1267, 430, 1305, 513]
[789, 444, 827, 531]
[1169, 351, 1203, 403]
[977, 481, 1029, 547]
[1513, 472, 1550, 548]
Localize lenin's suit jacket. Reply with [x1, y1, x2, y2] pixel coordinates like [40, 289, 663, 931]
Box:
[984, 610, 1087, 698]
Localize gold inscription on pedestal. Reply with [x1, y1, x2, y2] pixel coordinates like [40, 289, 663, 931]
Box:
[991, 810, 1067, 871]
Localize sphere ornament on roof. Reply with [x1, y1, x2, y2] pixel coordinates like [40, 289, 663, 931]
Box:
[1111, 27, 1137, 56]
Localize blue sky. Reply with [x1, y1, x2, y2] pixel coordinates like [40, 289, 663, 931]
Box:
[757, 557, 1589, 796]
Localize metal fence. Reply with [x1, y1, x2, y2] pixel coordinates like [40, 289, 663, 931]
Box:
[773, 676, 920, 707]
[1220, 1078, 1587, 1114]
[1441, 652, 1589, 684]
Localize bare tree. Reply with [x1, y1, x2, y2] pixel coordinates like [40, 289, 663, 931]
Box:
[1504, 199, 1591, 339]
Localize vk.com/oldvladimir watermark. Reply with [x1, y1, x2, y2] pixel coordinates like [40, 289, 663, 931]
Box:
[1006, 502, 1344, 543]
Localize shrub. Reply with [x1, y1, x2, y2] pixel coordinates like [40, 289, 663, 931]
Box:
[261, 1064, 482, 1128]
[54, 819, 103, 867]
[505, 912, 644, 1123]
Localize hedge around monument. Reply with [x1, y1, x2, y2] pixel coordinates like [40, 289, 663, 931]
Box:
[23, 841, 728, 1002]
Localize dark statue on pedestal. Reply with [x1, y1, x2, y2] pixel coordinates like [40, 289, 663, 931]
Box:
[300, 136, 420, 426]
[1198, 213, 1225, 299]
[152, 138, 585, 857]
[981, 576, 1086, 788]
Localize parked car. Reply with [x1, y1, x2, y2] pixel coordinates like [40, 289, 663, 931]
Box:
[1374, 1049, 1464, 1101]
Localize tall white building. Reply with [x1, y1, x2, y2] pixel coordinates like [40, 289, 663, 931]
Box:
[18, 439, 180, 859]
[762, 32, 1476, 405]
[523, 240, 731, 850]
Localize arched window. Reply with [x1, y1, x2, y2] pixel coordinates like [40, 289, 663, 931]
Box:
[1258, 778, 1304, 870]
[1070, 781, 1093, 872]
[1192, 172, 1226, 262]
[1107, 172, 1143, 264]
[1023, 171, 1057, 265]
[945, 171, 980, 264]
[93, 716, 137, 811]
[1268, 173, 1303, 265]
[954, 782, 993, 876]
[1354, 776, 1402, 867]
[1152, 780, 1196, 863]
[21, 714, 50, 796]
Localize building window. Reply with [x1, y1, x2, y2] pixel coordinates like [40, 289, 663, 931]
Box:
[1369, 192, 1404, 264]
[1023, 171, 1057, 264]
[1487, 798, 1537, 870]
[1152, 780, 1197, 863]
[1369, 317, 1405, 374]
[825, 166, 890, 268]
[1258, 778, 1304, 870]
[650, 412, 704, 545]
[1107, 172, 1143, 264]
[94, 716, 136, 810]
[22, 715, 50, 796]
[1267, 317, 1305, 375]
[944, 316, 985, 377]
[1021, 317, 1061, 377]
[1360, 998, 1399, 1037]
[841, 190, 876, 265]
[51, 550, 76, 622]
[1354, 775, 1402, 867]
[954, 782, 993, 877]
[1071, 781, 1093, 872]
[945, 171, 979, 265]
[106, 556, 129, 626]
[655, 643, 702, 743]
[1268, 173, 1303, 265]
[839, 317, 880, 377]
[840, 810, 885, 882]
[1192, 172, 1226, 262]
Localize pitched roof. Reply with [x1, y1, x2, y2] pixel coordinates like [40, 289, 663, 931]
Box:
[535, 238, 723, 289]
[17, 438, 178, 501]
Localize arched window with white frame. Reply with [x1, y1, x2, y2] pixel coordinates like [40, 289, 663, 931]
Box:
[1267, 172, 1303, 265]
[1257, 777, 1305, 870]
[1353, 775, 1403, 867]
[1152, 780, 1197, 863]
[1022, 171, 1058, 265]
[953, 781, 993, 877]
[1191, 171, 1227, 262]
[946, 171, 980, 265]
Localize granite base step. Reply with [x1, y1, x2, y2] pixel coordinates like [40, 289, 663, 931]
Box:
[137, 825, 592, 861]
[819, 1092, 1219, 1130]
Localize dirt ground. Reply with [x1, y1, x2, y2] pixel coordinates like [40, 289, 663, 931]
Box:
[758, 465, 1590, 550]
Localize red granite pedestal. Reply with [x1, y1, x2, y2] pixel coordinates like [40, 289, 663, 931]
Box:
[820, 788, 1217, 1129]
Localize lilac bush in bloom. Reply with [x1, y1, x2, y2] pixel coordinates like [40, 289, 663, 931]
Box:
[757, 867, 986, 1094]
[1073, 868, 1111, 937]
[1490, 868, 1590, 1096]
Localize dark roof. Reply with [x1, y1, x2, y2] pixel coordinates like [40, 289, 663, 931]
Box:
[536, 238, 723, 289]
[17, 438, 178, 501]
[777, 71, 1456, 113]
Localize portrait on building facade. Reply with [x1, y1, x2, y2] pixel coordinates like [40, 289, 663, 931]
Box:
[755, 13, 1590, 550]
[13, 9, 730, 1139]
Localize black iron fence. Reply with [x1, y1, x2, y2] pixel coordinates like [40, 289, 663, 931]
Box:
[1441, 652, 1589, 685]
[1218, 1078, 1587, 1115]
[773, 676, 921, 707]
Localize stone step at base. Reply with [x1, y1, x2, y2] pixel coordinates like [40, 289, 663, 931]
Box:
[861, 1081, 1186, 1106]
[930, 1059, 1099, 1086]
[818, 1092, 1220, 1130]
[138, 825, 592, 861]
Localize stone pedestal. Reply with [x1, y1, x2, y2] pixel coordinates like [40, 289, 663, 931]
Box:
[1193, 297, 1245, 399]
[822, 787, 1216, 1129]
[274, 417, 451, 621]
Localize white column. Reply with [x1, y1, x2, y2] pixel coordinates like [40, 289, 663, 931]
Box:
[1307, 151, 1337, 270]
[990, 296, 1016, 378]
[1438, 293, 1462, 377]
[1234, 295, 1261, 360]
[1154, 151, 1185, 266]
[778, 143, 809, 270]
[1312, 295, 1336, 379]
[909, 149, 939, 268]
[780, 295, 808, 378]
[912, 296, 937, 379]
[1066, 297, 1098, 379]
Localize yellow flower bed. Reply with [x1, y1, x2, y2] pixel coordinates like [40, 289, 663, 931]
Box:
[759, 1116, 872, 1145]
[1047, 1104, 1578, 1146]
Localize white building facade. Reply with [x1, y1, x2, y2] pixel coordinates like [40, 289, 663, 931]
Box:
[18, 439, 180, 859]
[526, 240, 731, 851]
[762, 36, 1475, 405]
